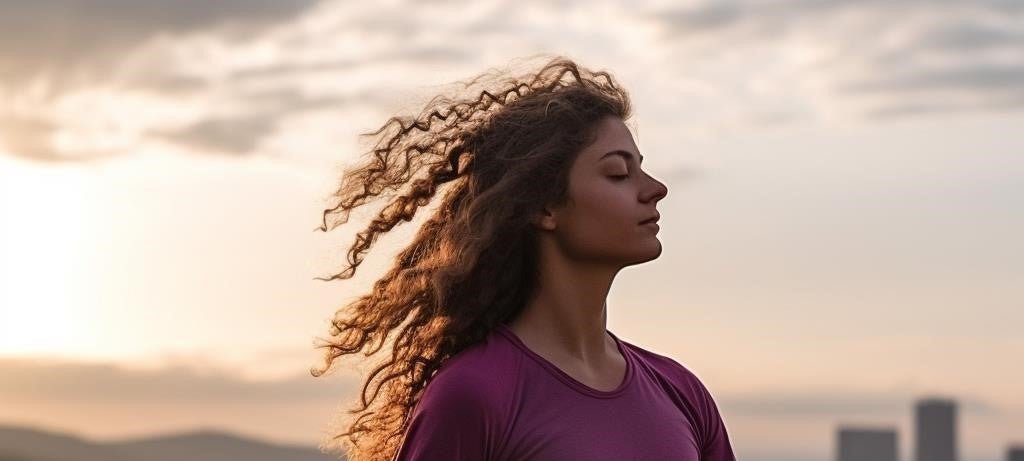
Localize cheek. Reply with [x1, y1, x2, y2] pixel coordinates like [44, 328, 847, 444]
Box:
[581, 183, 634, 221]
[562, 184, 637, 236]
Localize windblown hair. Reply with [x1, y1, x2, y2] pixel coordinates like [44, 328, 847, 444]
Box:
[309, 54, 632, 461]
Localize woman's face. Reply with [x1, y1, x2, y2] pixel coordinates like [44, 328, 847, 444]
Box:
[540, 115, 669, 267]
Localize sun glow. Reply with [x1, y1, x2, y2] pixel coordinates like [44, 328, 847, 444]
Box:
[0, 155, 91, 357]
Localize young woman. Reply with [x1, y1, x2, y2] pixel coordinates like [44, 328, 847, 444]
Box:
[310, 55, 736, 461]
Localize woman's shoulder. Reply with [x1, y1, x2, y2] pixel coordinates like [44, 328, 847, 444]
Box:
[613, 333, 736, 457]
[618, 336, 729, 424]
[421, 328, 523, 407]
[616, 336, 709, 391]
[397, 329, 523, 460]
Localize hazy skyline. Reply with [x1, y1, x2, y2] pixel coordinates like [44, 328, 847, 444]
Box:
[1, 1, 1022, 460]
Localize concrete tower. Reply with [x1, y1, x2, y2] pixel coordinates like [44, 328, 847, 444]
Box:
[915, 397, 957, 461]
[837, 427, 898, 461]
[1007, 445, 1024, 461]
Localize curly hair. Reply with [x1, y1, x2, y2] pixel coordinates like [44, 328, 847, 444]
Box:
[309, 54, 633, 461]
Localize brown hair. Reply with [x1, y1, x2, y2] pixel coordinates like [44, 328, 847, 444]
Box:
[310, 54, 632, 461]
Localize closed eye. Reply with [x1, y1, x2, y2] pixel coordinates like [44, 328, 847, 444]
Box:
[608, 174, 629, 181]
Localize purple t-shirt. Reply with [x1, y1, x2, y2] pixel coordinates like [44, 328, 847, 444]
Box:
[393, 323, 736, 460]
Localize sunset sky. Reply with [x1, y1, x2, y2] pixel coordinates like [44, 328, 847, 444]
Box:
[1, 1, 1022, 460]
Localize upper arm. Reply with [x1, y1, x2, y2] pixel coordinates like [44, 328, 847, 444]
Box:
[655, 354, 736, 461]
[392, 370, 505, 461]
[692, 374, 736, 461]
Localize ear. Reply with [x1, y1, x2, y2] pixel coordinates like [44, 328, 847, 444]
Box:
[530, 206, 558, 231]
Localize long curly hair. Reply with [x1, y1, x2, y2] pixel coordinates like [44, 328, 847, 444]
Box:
[309, 54, 633, 461]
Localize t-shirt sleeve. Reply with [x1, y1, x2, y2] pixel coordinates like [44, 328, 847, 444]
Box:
[692, 374, 737, 461]
[392, 368, 505, 461]
[657, 355, 737, 461]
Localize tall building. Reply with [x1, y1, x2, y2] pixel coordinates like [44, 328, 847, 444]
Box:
[915, 397, 958, 461]
[837, 427, 898, 461]
[1008, 445, 1024, 461]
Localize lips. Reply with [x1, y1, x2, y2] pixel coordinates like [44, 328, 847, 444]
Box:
[639, 214, 660, 225]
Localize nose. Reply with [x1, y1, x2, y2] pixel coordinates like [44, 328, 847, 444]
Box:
[642, 175, 668, 203]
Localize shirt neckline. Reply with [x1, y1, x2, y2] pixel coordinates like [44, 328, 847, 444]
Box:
[494, 323, 635, 399]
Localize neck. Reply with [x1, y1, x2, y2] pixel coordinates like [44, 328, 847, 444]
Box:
[507, 241, 620, 367]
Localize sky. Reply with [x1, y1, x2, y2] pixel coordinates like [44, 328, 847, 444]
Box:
[1, 0, 1022, 460]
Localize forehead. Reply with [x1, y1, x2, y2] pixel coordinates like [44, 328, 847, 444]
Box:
[578, 116, 638, 160]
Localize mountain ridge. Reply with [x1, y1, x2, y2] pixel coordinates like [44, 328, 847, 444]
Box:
[0, 423, 342, 461]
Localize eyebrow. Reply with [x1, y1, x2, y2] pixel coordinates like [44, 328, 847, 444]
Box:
[598, 149, 644, 165]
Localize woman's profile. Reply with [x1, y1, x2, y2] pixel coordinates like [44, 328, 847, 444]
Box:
[309, 54, 736, 461]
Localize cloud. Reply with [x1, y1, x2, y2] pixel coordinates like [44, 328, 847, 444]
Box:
[0, 357, 355, 404]
[843, 63, 1024, 95]
[0, 0, 331, 162]
[0, 355, 364, 446]
[3, 0, 1024, 163]
[159, 115, 280, 155]
[151, 87, 378, 157]
[654, 0, 1024, 36]
[0, 0, 322, 90]
[228, 48, 477, 85]
[649, 0, 1024, 119]
[0, 0, 487, 162]
[0, 115, 63, 162]
[915, 19, 1024, 52]
[720, 389, 999, 417]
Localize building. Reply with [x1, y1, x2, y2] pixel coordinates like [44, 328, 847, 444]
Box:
[837, 427, 898, 461]
[915, 397, 958, 461]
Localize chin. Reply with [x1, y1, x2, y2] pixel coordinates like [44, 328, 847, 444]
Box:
[643, 245, 663, 262]
[623, 242, 662, 266]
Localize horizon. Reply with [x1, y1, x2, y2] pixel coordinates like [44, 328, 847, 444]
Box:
[2, 392, 1021, 461]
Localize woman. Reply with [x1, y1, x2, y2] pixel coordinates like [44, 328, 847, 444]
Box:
[310, 55, 736, 461]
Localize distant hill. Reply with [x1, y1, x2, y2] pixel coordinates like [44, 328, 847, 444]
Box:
[0, 424, 343, 461]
